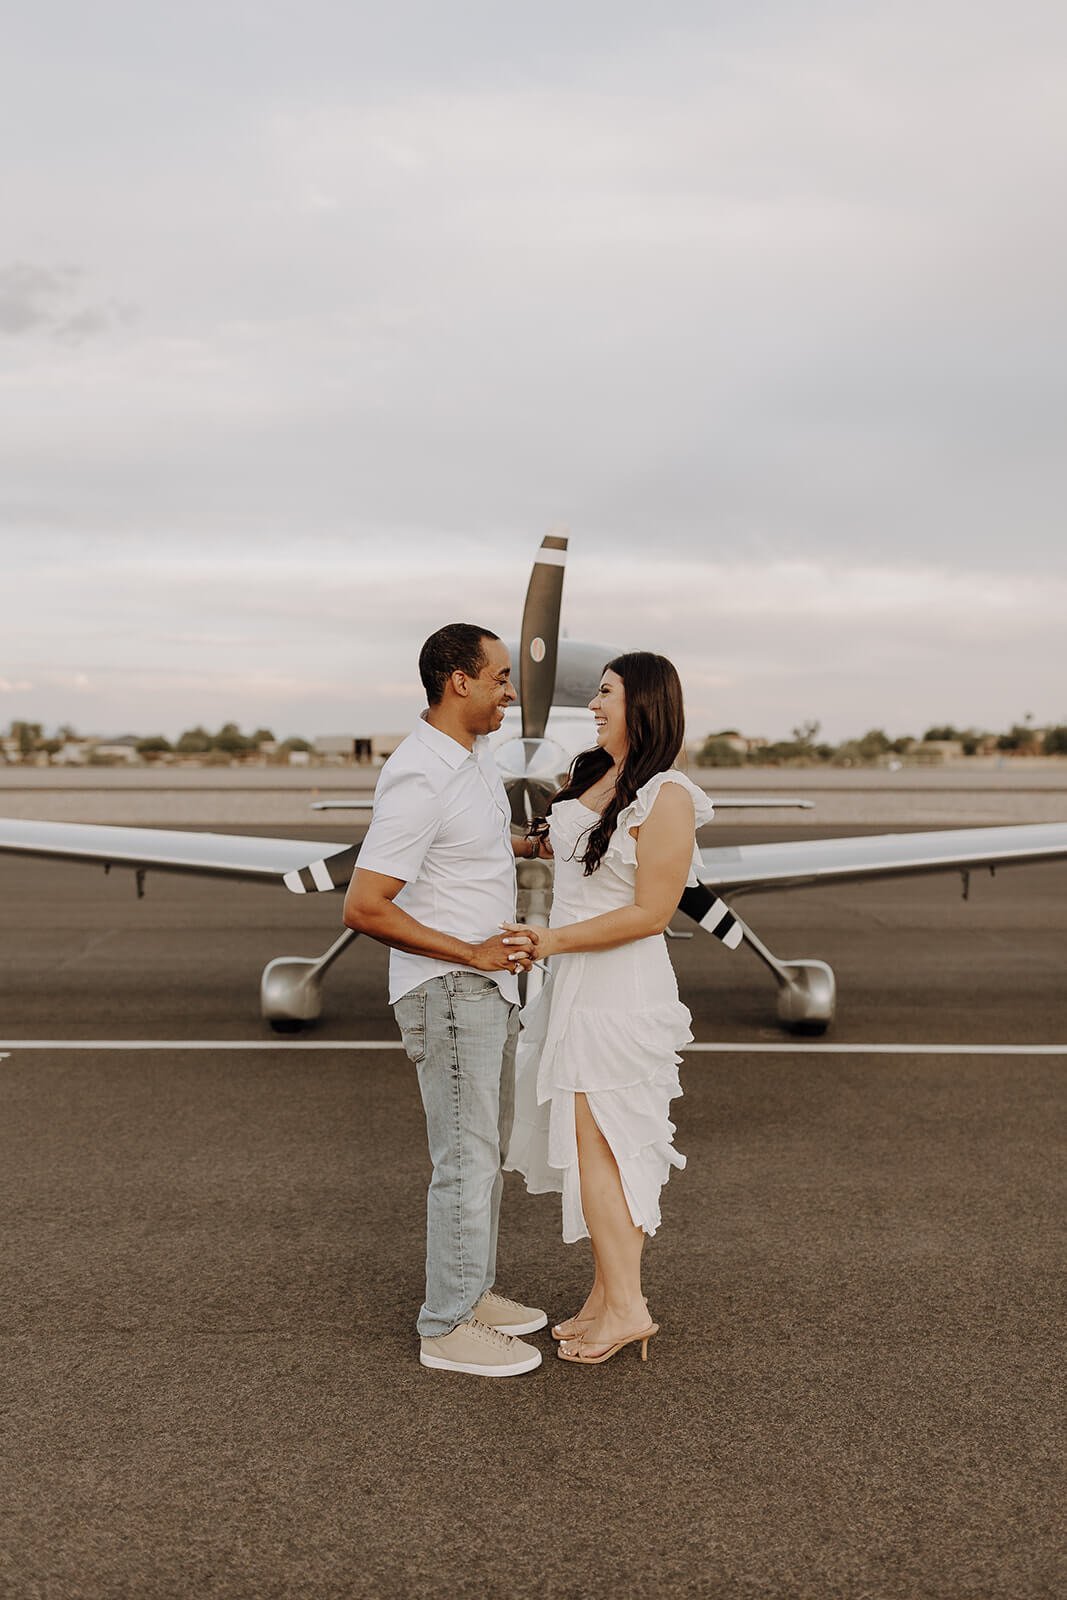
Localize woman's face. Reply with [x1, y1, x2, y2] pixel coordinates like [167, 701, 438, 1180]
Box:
[589, 668, 627, 761]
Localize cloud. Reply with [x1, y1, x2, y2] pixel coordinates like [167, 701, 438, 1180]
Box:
[0, 261, 129, 342]
[0, 263, 78, 334]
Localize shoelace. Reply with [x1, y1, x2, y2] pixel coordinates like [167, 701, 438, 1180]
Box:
[465, 1318, 514, 1348]
[481, 1291, 525, 1313]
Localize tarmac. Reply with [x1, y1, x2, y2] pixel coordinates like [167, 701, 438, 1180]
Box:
[1, 796, 1065, 1598]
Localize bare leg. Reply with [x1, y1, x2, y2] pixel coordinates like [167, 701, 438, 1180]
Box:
[562, 1092, 650, 1356]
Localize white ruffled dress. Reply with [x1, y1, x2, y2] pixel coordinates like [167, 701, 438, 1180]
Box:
[504, 769, 714, 1243]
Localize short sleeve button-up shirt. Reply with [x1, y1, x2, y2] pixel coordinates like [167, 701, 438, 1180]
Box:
[356, 714, 519, 1005]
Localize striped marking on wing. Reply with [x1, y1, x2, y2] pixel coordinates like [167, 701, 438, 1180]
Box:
[283, 854, 353, 894]
[678, 884, 744, 950]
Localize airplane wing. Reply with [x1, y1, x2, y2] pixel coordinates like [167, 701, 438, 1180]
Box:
[697, 823, 1067, 895]
[0, 819, 358, 894]
[706, 798, 813, 811]
[310, 800, 375, 811]
[307, 795, 813, 813]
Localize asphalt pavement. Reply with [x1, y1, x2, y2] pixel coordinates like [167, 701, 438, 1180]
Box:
[1, 824, 1064, 1598]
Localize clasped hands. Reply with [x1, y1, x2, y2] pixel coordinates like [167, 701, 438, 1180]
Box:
[501, 922, 558, 962]
[471, 924, 557, 973]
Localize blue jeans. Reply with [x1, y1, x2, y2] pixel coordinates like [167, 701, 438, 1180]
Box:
[394, 971, 519, 1338]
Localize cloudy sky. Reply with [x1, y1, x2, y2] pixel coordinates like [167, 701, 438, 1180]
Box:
[2, 0, 1064, 743]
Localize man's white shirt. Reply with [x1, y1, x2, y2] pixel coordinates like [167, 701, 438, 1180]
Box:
[356, 715, 520, 1006]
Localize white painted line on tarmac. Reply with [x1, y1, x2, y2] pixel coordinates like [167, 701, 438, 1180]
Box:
[0, 1040, 1065, 1055]
[687, 1043, 1067, 1055]
[0, 1039, 405, 1050]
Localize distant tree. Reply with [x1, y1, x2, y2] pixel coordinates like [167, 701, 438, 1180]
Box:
[10, 721, 42, 760]
[890, 736, 914, 754]
[176, 725, 212, 754]
[251, 727, 275, 746]
[698, 736, 744, 767]
[923, 725, 960, 742]
[282, 736, 312, 753]
[213, 722, 253, 756]
[749, 724, 829, 765]
[136, 736, 172, 760]
[1044, 726, 1067, 756]
[39, 738, 62, 759]
[855, 729, 892, 762]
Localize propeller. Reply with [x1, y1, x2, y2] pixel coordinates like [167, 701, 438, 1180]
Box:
[520, 533, 566, 741]
[500, 534, 570, 824]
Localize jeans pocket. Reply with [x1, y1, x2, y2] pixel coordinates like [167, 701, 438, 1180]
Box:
[450, 971, 499, 1000]
[394, 988, 427, 1064]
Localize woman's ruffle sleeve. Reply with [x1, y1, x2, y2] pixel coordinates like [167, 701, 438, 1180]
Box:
[604, 770, 714, 885]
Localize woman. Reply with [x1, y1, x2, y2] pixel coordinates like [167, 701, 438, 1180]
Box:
[502, 651, 713, 1365]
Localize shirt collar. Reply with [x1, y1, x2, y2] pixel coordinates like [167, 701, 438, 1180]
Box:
[415, 711, 476, 771]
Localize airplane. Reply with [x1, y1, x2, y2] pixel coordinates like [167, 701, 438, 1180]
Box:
[2, 534, 1066, 1035]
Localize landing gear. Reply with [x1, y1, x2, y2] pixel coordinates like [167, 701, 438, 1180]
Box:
[734, 921, 837, 1034]
[681, 889, 837, 1034]
[260, 926, 360, 1031]
[515, 855, 553, 1005]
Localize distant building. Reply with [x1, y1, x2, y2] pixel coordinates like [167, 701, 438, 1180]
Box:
[911, 739, 965, 765]
[313, 735, 359, 764]
[54, 740, 92, 765]
[89, 736, 141, 765]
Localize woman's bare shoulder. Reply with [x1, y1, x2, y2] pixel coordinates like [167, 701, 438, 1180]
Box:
[629, 776, 696, 836]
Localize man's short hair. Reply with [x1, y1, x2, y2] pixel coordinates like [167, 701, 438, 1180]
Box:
[419, 623, 500, 705]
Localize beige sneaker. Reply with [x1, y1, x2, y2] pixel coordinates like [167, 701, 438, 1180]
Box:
[472, 1289, 548, 1337]
[420, 1318, 543, 1377]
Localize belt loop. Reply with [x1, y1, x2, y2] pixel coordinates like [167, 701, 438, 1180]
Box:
[443, 970, 456, 998]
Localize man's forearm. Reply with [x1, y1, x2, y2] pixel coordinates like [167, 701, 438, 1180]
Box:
[345, 898, 476, 964]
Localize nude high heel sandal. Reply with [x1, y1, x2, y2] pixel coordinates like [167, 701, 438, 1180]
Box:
[557, 1324, 659, 1365]
[553, 1295, 648, 1341]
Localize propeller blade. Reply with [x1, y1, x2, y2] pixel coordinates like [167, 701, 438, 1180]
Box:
[519, 534, 567, 741]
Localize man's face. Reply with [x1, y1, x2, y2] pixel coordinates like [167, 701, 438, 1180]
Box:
[464, 637, 516, 734]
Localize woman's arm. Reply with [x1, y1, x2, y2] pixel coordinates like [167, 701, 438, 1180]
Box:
[503, 783, 694, 957]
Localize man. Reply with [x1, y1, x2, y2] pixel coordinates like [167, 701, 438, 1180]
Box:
[344, 623, 547, 1376]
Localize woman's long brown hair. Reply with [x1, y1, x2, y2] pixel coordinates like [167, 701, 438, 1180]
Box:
[529, 651, 686, 875]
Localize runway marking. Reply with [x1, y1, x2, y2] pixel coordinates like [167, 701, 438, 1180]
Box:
[0, 1041, 1066, 1056]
